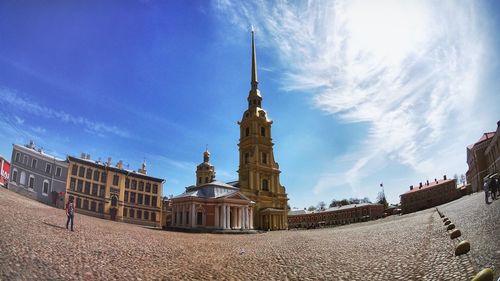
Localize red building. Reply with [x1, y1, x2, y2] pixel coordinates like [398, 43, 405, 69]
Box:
[400, 176, 460, 214]
[0, 156, 10, 188]
[288, 203, 384, 229]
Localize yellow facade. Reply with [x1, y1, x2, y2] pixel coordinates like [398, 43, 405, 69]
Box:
[65, 156, 164, 227]
[237, 31, 289, 230]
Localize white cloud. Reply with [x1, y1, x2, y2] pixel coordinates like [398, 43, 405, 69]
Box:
[0, 88, 129, 138]
[214, 0, 488, 197]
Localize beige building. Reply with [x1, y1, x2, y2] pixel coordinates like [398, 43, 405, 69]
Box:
[170, 150, 254, 231]
[66, 155, 164, 227]
[237, 30, 289, 230]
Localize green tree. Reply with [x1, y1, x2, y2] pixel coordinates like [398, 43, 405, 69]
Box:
[307, 205, 317, 212]
[317, 201, 326, 210]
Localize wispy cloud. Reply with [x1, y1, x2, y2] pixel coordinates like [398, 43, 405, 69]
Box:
[214, 0, 488, 196]
[0, 88, 129, 138]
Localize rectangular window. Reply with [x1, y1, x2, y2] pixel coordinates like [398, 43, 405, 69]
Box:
[144, 211, 149, 220]
[43, 181, 49, 194]
[197, 212, 203, 225]
[78, 166, 85, 177]
[129, 209, 134, 218]
[124, 191, 129, 202]
[153, 184, 158, 194]
[45, 163, 52, 174]
[99, 185, 105, 198]
[131, 180, 137, 190]
[77, 180, 83, 193]
[136, 210, 142, 220]
[98, 202, 104, 213]
[76, 197, 81, 208]
[152, 196, 157, 207]
[145, 183, 151, 193]
[84, 182, 91, 194]
[93, 170, 100, 181]
[83, 199, 89, 210]
[31, 159, 37, 169]
[262, 153, 267, 164]
[86, 169, 92, 179]
[90, 201, 96, 212]
[137, 193, 143, 205]
[92, 183, 98, 196]
[101, 172, 107, 183]
[113, 175, 119, 186]
[72, 165, 78, 176]
[123, 208, 128, 217]
[139, 181, 144, 191]
[151, 212, 156, 222]
[70, 178, 76, 190]
[56, 167, 62, 177]
[28, 176, 35, 189]
[23, 155, 28, 165]
[125, 178, 130, 189]
[15, 152, 20, 162]
[144, 195, 150, 206]
[130, 192, 136, 204]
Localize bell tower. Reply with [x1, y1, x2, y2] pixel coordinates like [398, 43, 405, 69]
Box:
[237, 29, 288, 230]
[196, 148, 215, 186]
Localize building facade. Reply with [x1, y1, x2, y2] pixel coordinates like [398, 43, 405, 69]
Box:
[0, 155, 10, 188]
[288, 203, 384, 229]
[484, 121, 500, 178]
[66, 155, 164, 227]
[400, 176, 460, 214]
[466, 132, 496, 192]
[8, 142, 68, 208]
[237, 30, 289, 230]
[170, 150, 255, 231]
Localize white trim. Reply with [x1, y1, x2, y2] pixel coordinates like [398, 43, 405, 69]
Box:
[15, 152, 21, 163]
[56, 166, 62, 177]
[13, 144, 67, 165]
[23, 155, 28, 165]
[31, 158, 37, 169]
[20, 171, 26, 186]
[10, 163, 66, 185]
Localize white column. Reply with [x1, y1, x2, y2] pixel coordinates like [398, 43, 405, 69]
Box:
[222, 204, 226, 229]
[215, 205, 219, 228]
[250, 209, 254, 229]
[243, 207, 247, 229]
[226, 205, 231, 229]
[191, 203, 196, 228]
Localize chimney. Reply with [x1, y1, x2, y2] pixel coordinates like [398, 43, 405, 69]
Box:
[410, 185, 413, 191]
[116, 160, 123, 170]
[86, 154, 91, 160]
[419, 182, 422, 189]
[107, 157, 112, 166]
[81, 153, 86, 159]
[443, 175, 447, 180]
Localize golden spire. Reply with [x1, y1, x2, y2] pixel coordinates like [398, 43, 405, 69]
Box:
[251, 25, 258, 91]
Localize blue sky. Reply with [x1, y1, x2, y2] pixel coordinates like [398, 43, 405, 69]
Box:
[0, 0, 499, 209]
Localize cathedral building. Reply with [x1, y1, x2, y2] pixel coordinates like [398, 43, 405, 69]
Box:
[170, 31, 288, 231]
[237, 30, 289, 230]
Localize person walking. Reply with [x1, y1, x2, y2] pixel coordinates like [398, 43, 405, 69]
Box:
[66, 198, 75, 231]
[483, 180, 490, 204]
[490, 177, 498, 200]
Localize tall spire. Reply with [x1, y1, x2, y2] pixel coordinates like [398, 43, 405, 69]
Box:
[251, 26, 258, 91]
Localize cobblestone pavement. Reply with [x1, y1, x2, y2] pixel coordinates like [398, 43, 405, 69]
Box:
[0, 188, 475, 280]
[438, 192, 500, 280]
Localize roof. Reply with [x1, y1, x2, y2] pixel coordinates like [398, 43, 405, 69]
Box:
[68, 155, 164, 183]
[288, 209, 310, 216]
[173, 181, 249, 200]
[288, 203, 382, 216]
[13, 144, 67, 163]
[468, 132, 496, 149]
[401, 178, 455, 195]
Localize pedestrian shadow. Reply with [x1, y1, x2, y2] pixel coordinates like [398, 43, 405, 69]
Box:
[42, 221, 66, 230]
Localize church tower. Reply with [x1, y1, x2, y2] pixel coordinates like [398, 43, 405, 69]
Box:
[196, 148, 215, 186]
[238, 29, 288, 230]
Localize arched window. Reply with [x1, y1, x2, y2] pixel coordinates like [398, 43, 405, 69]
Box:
[20, 171, 26, 186]
[11, 169, 18, 183]
[245, 153, 249, 164]
[262, 179, 269, 191]
[245, 127, 250, 137]
[261, 127, 266, 137]
[262, 153, 267, 164]
[111, 195, 118, 207]
[198, 177, 202, 184]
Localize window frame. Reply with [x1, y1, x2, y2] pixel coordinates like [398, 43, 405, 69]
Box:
[42, 180, 50, 195]
[45, 163, 52, 174]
